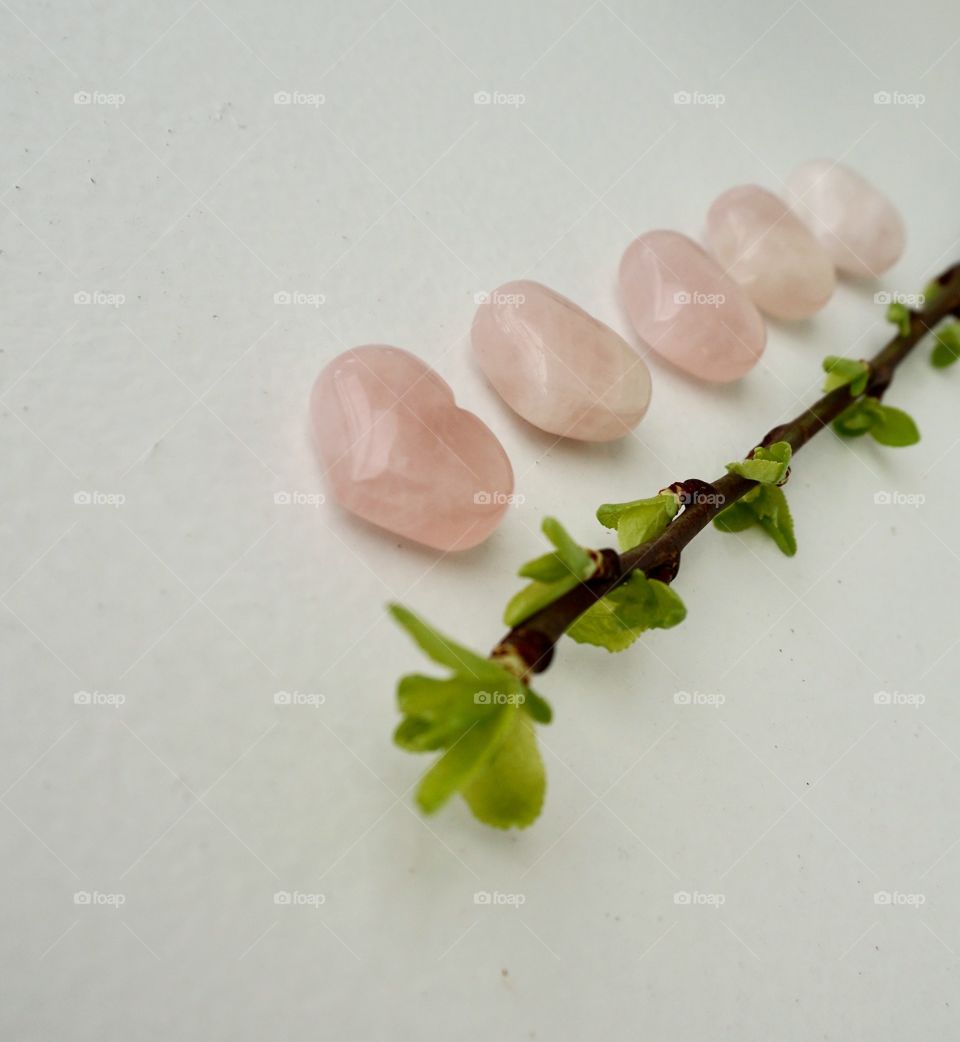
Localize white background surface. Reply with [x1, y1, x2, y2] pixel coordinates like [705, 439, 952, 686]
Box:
[3, 0, 960, 1038]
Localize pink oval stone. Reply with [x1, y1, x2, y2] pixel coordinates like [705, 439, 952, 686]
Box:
[619, 230, 766, 382]
[785, 160, 905, 277]
[471, 280, 651, 442]
[706, 184, 836, 320]
[311, 346, 513, 552]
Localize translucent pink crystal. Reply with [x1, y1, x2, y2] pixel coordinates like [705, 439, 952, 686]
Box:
[785, 160, 905, 277]
[471, 280, 652, 442]
[619, 230, 766, 382]
[706, 184, 836, 320]
[311, 346, 514, 551]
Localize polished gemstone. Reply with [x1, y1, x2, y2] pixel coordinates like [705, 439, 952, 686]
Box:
[706, 184, 836, 319]
[785, 160, 905, 277]
[471, 280, 651, 441]
[619, 230, 766, 382]
[311, 345, 513, 551]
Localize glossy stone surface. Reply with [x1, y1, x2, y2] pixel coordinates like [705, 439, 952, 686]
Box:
[311, 346, 513, 551]
[706, 184, 837, 320]
[619, 230, 766, 382]
[471, 280, 652, 441]
[785, 160, 905, 277]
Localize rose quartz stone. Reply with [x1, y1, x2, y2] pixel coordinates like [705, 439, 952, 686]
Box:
[706, 184, 836, 320]
[785, 160, 905, 277]
[471, 280, 651, 442]
[619, 230, 766, 382]
[311, 345, 513, 551]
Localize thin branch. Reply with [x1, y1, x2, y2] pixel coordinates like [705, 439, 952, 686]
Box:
[493, 261, 960, 677]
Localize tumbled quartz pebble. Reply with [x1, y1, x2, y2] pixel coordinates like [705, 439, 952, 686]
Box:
[706, 184, 836, 320]
[619, 230, 766, 382]
[471, 280, 652, 442]
[311, 345, 514, 551]
[785, 160, 905, 277]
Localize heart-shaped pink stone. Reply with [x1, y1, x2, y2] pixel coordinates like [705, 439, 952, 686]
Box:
[706, 184, 837, 320]
[785, 160, 905, 277]
[471, 280, 652, 442]
[619, 230, 766, 382]
[311, 346, 514, 551]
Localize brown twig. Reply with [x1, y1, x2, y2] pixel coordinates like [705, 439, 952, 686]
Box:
[492, 261, 960, 679]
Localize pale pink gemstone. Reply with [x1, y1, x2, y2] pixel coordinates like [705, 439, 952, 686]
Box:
[785, 160, 905, 277]
[706, 184, 836, 320]
[311, 346, 513, 552]
[619, 230, 766, 382]
[471, 280, 652, 442]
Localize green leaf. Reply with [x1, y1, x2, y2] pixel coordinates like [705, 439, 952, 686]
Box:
[416, 707, 516, 814]
[869, 404, 920, 447]
[541, 517, 593, 579]
[886, 300, 911, 336]
[832, 398, 919, 446]
[461, 713, 545, 829]
[596, 492, 679, 551]
[389, 604, 505, 681]
[713, 484, 796, 556]
[822, 355, 870, 395]
[833, 398, 878, 437]
[503, 573, 581, 627]
[521, 687, 553, 724]
[567, 572, 686, 653]
[931, 323, 960, 369]
[725, 441, 792, 485]
[517, 551, 569, 581]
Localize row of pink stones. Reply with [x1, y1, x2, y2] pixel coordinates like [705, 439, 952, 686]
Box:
[312, 160, 904, 551]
